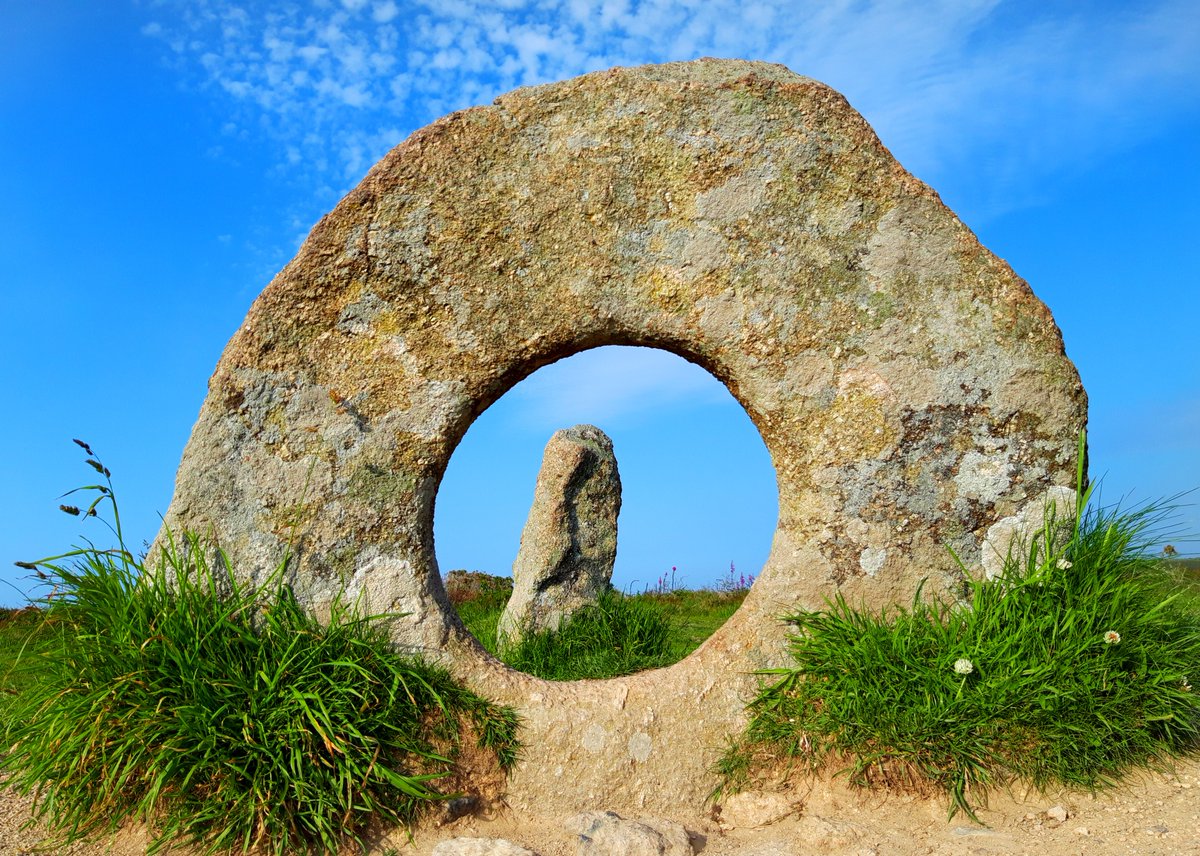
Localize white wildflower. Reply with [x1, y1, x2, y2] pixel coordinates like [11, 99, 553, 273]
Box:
[954, 658, 974, 675]
[1103, 630, 1121, 645]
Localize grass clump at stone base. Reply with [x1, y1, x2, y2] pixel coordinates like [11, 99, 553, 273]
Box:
[500, 588, 675, 680]
[448, 572, 515, 655]
[1, 447, 519, 856]
[452, 579, 748, 681]
[719, 442, 1200, 822]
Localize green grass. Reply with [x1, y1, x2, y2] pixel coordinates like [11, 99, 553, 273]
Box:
[1167, 558, 1200, 607]
[454, 583, 747, 681]
[451, 575, 514, 655]
[2, 573, 747, 846]
[499, 588, 675, 680]
[719, 438, 1200, 821]
[640, 588, 746, 661]
[0, 606, 57, 725]
[1, 448, 519, 856]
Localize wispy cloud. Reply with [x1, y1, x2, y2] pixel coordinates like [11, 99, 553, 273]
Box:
[504, 346, 730, 431]
[839, 0, 1200, 213]
[136, 1, 1200, 398]
[142, 0, 1200, 214]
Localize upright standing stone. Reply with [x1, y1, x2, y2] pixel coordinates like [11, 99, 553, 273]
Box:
[498, 425, 621, 644]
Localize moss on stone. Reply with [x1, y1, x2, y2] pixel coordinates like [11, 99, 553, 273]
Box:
[346, 460, 418, 509]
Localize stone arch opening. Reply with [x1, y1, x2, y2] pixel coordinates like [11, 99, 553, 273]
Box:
[158, 59, 1085, 814]
[433, 343, 779, 672]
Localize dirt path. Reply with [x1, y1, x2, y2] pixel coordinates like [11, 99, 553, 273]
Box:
[4, 759, 1198, 855]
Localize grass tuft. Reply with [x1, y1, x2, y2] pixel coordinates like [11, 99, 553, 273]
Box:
[451, 576, 749, 681]
[1, 449, 519, 855]
[449, 573, 514, 655]
[720, 435, 1200, 821]
[499, 588, 676, 680]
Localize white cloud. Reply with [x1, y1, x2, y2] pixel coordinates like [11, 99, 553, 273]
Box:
[141, 0, 1200, 228]
[295, 44, 327, 63]
[373, 2, 399, 24]
[793, 0, 1200, 212]
[508, 346, 731, 430]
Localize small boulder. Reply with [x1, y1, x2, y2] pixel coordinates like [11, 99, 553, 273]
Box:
[437, 794, 481, 826]
[1044, 804, 1069, 826]
[566, 811, 693, 856]
[498, 425, 621, 645]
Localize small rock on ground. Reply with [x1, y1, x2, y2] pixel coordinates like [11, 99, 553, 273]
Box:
[566, 810, 693, 856]
[1045, 805, 1069, 825]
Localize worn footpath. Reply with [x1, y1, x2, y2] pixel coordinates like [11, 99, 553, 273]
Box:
[4, 759, 1198, 855]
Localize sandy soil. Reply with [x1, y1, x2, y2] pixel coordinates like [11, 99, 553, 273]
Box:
[4, 759, 1198, 856]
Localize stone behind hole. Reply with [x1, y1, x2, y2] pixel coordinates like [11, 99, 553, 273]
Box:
[498, 425, 621, 645]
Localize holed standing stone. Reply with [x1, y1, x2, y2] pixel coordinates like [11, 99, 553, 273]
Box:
[156, 59, 1087, 816]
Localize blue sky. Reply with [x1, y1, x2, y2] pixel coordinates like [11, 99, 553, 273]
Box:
[2, 0, 1198, 607]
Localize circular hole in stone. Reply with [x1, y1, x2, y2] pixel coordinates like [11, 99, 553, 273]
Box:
[433, 345, 778, 678]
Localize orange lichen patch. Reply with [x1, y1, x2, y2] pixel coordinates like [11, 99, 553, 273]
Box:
[313, 336, 412, 422]
[802, 384, 900, 467]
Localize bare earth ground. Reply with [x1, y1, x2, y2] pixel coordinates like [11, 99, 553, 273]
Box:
[3, 759, 1198, 856]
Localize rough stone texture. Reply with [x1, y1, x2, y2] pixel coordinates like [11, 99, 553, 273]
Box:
[716, 791, 797, 829]
[431, 838, 539, 856]
[980, 485, 1077, 580]
[157, 59, 1087, 817]
[498, 424, 621, 644]
[795, 816, 869, 850]
[566, 811, 694, 856]
[1045, 805, 1070, 825]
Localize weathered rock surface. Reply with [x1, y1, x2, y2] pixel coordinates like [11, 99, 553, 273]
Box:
[1044, 804, 1070, 826]
[157, 59, 1087, 817]
[795, 815, 869, 850]
[431, 838, 538, 856]
[566, 811, 694, 856]
[716, 791, 798, 829]
[498, 425, 620, 644]
[981, 485, 1078, 580]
